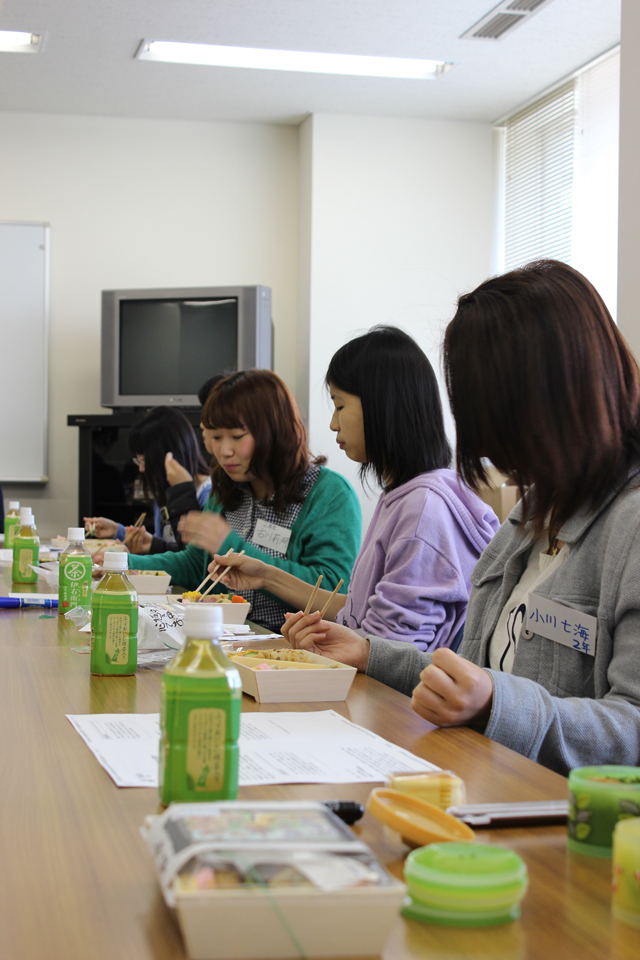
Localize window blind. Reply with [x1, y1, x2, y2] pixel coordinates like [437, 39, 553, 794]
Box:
[571, 51, 620, 317]
[503, 82, 576, 271]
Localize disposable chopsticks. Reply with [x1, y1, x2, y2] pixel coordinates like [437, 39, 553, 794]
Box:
[198, 550, 245, 601]
[194, 547, 234, 594]
[132, 512, 146, 530]
[318, 579, 344, 618]
[303, 575, 323, 615]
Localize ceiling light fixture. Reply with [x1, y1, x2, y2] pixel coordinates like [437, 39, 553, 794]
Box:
[0, 31, 42, 53]
[136, 40, 452, 80]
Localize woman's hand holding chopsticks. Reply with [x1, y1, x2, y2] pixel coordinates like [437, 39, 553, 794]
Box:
[208, 552, 269, 591]
[281, 613, 370, 672]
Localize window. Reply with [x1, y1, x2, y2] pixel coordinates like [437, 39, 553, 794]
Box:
[497, 49, 620, 317]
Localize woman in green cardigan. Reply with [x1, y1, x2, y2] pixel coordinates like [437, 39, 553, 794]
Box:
[125, 370, 361, 630]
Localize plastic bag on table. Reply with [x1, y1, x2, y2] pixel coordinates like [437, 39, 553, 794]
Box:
[138, 603, 186, 650]
[30, 562, 59, 589]
[64, 605, 91, 628]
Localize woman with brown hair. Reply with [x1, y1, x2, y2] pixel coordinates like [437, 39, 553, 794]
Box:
[284, 261, 640, 774]
[126, 369, 361, 630]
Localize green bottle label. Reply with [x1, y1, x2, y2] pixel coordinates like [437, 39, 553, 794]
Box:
[90, 591, 138, 675]
[186, 708, 227, 791]
[4, 516, 19, 547]
[59, 555, 93, 611]
[12, 536, 39, 583]
[159, 656, 241, 805]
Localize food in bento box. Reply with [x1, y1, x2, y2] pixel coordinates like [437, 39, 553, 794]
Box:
[239, 648, 314, 662]
[180, 591, 248, 604]
[129, 570, 167, 576]
[231, 649, 342, 670]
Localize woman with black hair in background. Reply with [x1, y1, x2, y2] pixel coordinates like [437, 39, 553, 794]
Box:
[216, 327, 498, 650]
[85, 406, 211, 554]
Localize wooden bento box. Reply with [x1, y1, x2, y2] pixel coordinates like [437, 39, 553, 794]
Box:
[230, 650, 357, 703]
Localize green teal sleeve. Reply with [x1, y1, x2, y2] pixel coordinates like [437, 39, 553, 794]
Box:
[126, 541, 209, 589]
[214, 469, 361, 593]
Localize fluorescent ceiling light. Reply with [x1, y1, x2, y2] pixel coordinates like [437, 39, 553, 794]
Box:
[136, 40, 452, 80]
[0, 31, 42, 53]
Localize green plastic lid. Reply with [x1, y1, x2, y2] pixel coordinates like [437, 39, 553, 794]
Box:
[403, 843, 528, 927]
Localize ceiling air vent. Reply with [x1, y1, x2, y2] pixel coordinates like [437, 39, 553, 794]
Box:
[461, 0, 554, 40]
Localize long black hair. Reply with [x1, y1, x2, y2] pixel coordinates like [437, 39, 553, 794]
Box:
[129, 407, 209, 507]
[326, 326, 451, 490]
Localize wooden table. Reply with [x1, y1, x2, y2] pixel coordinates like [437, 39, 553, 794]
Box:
[0, 566, 637, 959]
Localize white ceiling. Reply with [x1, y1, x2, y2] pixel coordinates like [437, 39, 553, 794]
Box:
[0, 0, 620, 125]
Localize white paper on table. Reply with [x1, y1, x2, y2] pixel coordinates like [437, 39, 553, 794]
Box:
[66, 709, 439, 789]
[0, 548, 13, 562]
[66, 714, 160, 787]
[238, 710, 439, 785]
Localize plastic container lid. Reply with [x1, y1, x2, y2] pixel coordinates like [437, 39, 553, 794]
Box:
[183, 602, 224, 639]
[67, 527, 86, 541]
[9, 501, 19, 510]
[367, 788, 475, 847]
[402, 842, 528, 927]
[103, 551, 129, 571]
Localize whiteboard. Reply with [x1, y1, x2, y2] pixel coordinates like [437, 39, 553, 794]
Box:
[0, 222, 49, 481]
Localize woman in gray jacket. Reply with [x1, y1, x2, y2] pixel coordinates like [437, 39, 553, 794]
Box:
[283, 260, 640, 775]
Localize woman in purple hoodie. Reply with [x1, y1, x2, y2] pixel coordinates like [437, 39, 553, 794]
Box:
[214, 327, 499, 650]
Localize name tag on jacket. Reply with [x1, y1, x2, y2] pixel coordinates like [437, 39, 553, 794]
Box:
[252, 519, 291, 555]
[525, 593, 597, 657]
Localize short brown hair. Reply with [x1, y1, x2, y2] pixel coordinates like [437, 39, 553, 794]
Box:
[202, 369, 324, 513]
[443, 260, 640, 540]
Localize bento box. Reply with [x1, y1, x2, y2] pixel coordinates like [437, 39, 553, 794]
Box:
[230, 648, 356, 703]
[172, 595, 251, 625]
[127, 570, 172, 595]
[84, 539, 127, 555]
[142, 801, 406, 960]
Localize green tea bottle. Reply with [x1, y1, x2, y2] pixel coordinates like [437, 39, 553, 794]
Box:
[4, 501, 20, 548]
[90, 551, 138, 676]
[12, 509, 39, 583]
[59, 526, 93, 614]
[159, 604, 242, 805]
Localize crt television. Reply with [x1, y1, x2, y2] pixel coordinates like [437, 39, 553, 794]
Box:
[101, 285, 272, 408]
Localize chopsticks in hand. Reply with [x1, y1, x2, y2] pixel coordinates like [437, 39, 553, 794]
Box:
[194, 547, 234, 594]
[318, 579, 344, 619]
[132, 512, 146, 530]
[303, 575, 323, 615]
[198, 550, 246, 601]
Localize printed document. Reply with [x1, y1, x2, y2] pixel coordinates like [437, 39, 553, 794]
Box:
[66, 710, 438, 788]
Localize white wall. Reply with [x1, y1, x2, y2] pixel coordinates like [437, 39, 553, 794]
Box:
[299, 113, 494, 531]
[618, 0, 640, 358]
[0, 112, 299, 535]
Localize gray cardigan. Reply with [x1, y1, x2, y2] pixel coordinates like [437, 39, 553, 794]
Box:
[366, 467, 640, 775]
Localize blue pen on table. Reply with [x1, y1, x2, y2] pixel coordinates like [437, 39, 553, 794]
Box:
[0, 597, 58, 608]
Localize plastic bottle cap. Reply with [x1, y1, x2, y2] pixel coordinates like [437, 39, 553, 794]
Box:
[19, 508, 33, 519]
[103, 551, 129, 571]
[9, 501, 20, 510]
[67, 527, 85, 541]
[18, 514, 35, 528]
[183, 602, 224, 639]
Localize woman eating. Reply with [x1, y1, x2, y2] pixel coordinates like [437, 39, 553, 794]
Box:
[125, 369, 361, 631]
[85, 406, 211, 554]
[284, 261, 640, 775]
[214, 327, 498, 650]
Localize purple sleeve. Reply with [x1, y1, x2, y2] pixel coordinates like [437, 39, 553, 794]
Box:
[356, 536, 468, 651]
